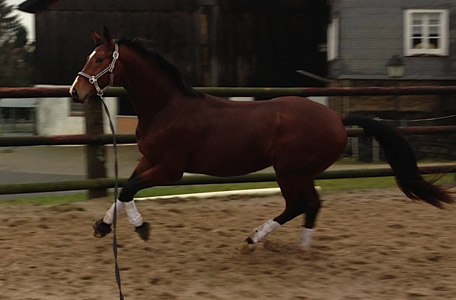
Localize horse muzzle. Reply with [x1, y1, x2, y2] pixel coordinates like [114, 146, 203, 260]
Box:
[71, 88, 82, 103]
[70, 87, 89, 103]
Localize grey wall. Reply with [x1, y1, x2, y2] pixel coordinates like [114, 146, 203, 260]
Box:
[328, 0, 456, 80]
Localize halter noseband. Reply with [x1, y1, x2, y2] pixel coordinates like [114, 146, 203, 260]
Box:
[78, 42, 119, 97]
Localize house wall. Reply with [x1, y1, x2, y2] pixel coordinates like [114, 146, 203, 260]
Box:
[36, 96, 117, 135]
[328, 0, 456, 80]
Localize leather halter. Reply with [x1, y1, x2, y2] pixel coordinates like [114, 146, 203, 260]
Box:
[78, 42, 119, 97]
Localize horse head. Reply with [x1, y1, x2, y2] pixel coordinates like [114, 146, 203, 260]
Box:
[70, 27, 122, 103]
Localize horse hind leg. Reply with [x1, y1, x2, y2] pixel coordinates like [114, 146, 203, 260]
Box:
[240, 176, 314, 254]
[299, 184, 321, 250]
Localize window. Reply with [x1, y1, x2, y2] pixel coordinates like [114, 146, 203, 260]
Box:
[404, 9, 449, 56]
[327, 17, 339, 61]
[70, 100, 85, 115]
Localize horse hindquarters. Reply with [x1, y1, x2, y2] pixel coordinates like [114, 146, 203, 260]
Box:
[241, 102, 347, 254]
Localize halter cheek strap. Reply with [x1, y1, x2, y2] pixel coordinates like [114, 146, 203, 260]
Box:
[78, 42, 119, 97]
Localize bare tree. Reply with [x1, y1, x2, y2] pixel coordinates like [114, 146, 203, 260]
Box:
[0, 0, 34, 87]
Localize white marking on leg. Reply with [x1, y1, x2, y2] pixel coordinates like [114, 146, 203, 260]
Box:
[125, 200, 143, 227]
[103, 199, 125, 224]
[250, 219, 281, 243]
[300, 227, 314, 249]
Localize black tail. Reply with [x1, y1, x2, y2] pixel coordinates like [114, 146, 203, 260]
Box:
[343, 115, 453, 208]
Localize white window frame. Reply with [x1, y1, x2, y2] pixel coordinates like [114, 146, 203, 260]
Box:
[327, 16, 339, 61]
[404, 9, 449, 56]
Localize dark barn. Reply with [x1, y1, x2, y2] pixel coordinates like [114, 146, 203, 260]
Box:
[20, 0, 328, 89]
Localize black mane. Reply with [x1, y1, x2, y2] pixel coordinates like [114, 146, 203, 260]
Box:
[117, 38, 203, 98]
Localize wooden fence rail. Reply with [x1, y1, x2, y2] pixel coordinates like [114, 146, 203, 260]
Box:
[2, 86, 456, 98]
[1, 165, 454, 196]
[1, 86, 455, 198]
[0, 126, 455, 147]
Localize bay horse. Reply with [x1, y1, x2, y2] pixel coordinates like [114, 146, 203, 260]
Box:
[70, 28, 453, 253]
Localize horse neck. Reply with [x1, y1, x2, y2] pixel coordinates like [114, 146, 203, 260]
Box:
[118, 47, 184, 119]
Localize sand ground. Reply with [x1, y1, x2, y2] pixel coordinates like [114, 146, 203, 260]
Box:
[1, 187, 455, 299]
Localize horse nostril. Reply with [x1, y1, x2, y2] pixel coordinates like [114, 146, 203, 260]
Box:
[71, 89, 80, 102]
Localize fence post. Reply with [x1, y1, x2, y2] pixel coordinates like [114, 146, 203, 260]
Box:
[84, 96, 107, 198]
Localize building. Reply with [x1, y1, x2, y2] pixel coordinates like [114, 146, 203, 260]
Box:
[0, 98, 36, 136]
[17, 0, 328, 134]
[19, 0, 328, 88]
[327, 0, 456, 160]
[327, 0, 456, 116]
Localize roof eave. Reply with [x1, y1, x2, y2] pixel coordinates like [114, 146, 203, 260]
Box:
[18, 0, 53, 13]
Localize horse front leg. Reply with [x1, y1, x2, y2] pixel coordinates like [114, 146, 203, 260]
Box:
[93, 157, 182, 241]
[117, 172, 152, 240]
[93, 199, 125, 238]
[93, 170, 150, 240]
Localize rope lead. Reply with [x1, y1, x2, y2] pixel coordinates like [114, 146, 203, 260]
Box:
[100, 97, 124, 300]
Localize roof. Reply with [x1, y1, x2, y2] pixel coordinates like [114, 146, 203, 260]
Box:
[18, 0, 56, 13]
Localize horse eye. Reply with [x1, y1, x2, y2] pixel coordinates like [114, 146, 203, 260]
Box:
[95, 57, 104, 63]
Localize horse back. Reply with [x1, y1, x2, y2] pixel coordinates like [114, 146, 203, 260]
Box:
[183, 95, 347, 177]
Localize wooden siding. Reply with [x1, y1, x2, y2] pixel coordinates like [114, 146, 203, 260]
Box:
[216, 8, 327, 87]
[34, 9, 201, 86]
[329, 79, 456, 113]
[23, 0, 199, 12]
[24, 0, 328, 88]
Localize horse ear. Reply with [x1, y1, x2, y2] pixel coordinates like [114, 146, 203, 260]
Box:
[103, 26, 112, 45]
[92, 31, 102, 45]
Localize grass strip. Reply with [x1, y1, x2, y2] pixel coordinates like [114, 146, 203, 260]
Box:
[2, 173, 454, 205]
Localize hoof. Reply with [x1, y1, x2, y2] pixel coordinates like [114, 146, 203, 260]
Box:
[135, 222, 150, 241]
[93, 219, 112, 238]
[240, 242, 257, 255]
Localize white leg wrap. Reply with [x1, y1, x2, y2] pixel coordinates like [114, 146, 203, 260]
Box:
[103, 200, 125, 225]
[250, 219, 281, 243]
[300, 227, 314, 249]
[125, 200, 143, 227]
